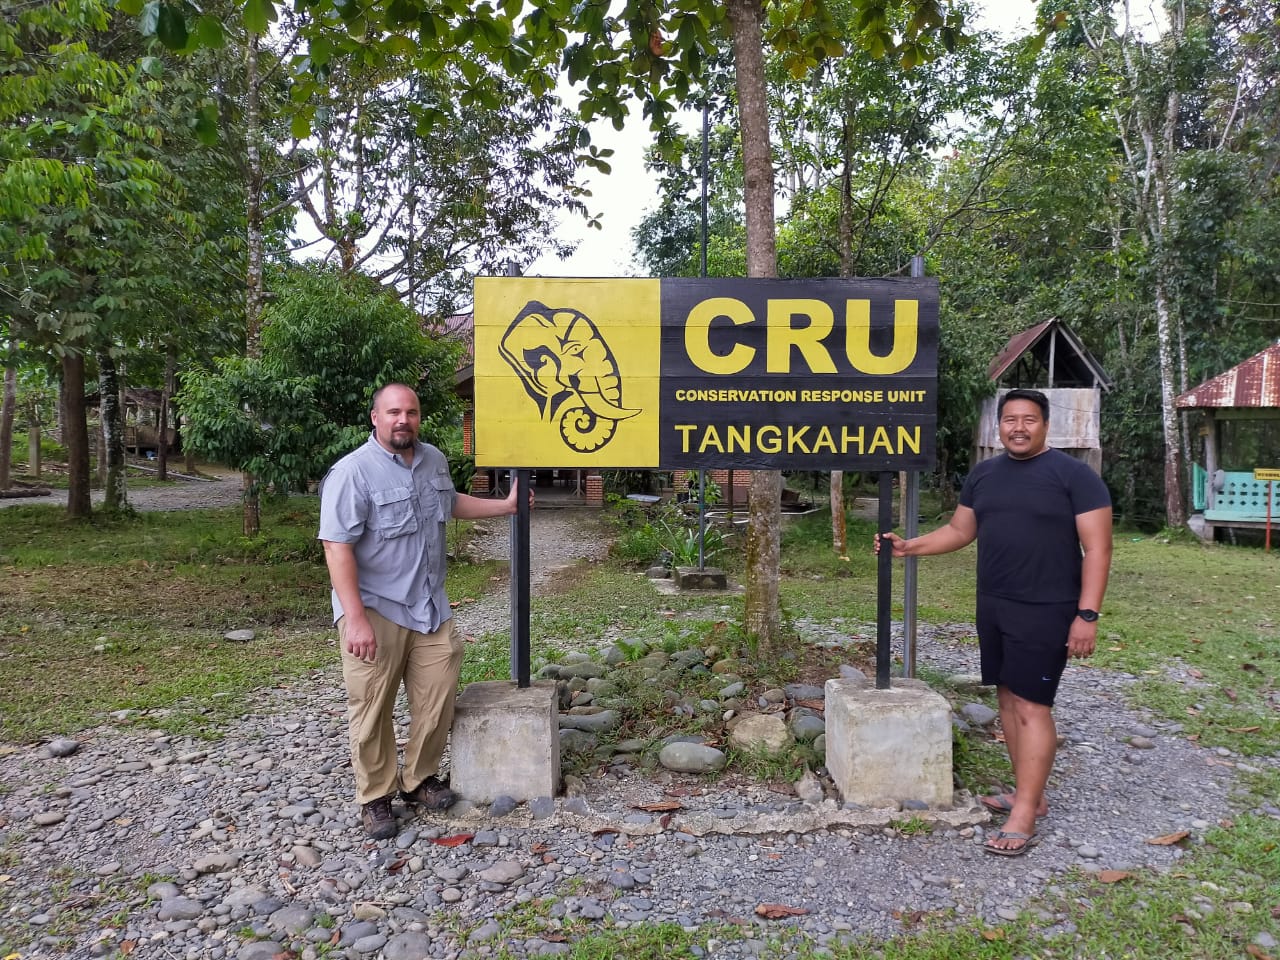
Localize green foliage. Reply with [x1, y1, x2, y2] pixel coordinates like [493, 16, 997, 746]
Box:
[259, 264, 464, 444]
[176, 357, 336, 496]
[10, 431, 66, 464]
[177, 265, 463, 495]
[657, 515, 727, 568]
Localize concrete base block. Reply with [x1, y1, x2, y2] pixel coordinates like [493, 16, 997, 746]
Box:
[450, 681, 560, 803]
[673, 566, 728, 590]
[824, 676, 953, 809]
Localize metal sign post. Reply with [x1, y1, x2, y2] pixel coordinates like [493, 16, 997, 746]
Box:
[876, 471, 893, 689]
[510, 468, 531, 687]
[1255, 468, 1280, 553]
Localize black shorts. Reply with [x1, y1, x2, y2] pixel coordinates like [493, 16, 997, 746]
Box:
[975, 594, 1077, 707]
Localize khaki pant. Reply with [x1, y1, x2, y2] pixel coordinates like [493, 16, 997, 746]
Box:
[339, 609, 463, 804]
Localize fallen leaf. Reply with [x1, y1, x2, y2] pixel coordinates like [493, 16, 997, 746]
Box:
[795, 699, 825, 712]
[993, 732, 1007, 743]
[543, 933, 568, 943]
[755, 903, 808, 919]
[892, 908, 926, 924]
[1246, 946, 1275, 960]
[1098, 870, 1133, 883]
[1146, 830, 1191, 846]
[386, 857, 407, 873]
[659, 813, 673, 829]
[1243, 662, 1259, 672]
[633, 801, 683, 812]
[120, 942, 137, 956]
[1187, 733, 1200, 741]
[1225, 688, 1238, 701]
[530, 841, 549, 854]
[1188, 668, 1204, 679]
[981, 928, 1005, 941]
[429, 833, 474, 847]
[591, 827, 619, 837]
[1227, 726, 1260, 733]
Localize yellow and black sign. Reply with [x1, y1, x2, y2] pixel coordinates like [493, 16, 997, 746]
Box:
[474, 277, 938, 471]
[1255, 468, 1280, 481]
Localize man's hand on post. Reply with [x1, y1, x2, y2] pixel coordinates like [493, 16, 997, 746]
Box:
[874, 532, 908, 558]
[504, 478, 533, 514]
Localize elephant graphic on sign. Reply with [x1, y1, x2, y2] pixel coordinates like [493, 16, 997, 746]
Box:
[498, 300, 641, 454]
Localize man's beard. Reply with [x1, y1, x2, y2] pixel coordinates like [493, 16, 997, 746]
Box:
[388, 430, 415, 450]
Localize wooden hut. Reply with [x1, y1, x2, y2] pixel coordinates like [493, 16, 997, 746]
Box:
[1175, 341, 1280, 542]
[974, 318, 1112, 472]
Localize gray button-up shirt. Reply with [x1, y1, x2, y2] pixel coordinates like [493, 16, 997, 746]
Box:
[317, 433, 457, 633]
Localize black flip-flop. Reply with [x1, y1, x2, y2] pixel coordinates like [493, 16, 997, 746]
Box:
[984, 830, 1040, 857]
[980, 793, 1015, 815]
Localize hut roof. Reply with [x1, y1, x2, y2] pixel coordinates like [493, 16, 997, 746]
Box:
[988, 318, 1111, 391]
[1175, 342, 1280, 409]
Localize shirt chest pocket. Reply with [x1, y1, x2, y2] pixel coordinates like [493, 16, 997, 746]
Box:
[370, 486, 419, 539]
[429, 472, 454, 522]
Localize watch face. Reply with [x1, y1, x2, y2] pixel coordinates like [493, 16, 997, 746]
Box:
[1078, 609, 1099, 622]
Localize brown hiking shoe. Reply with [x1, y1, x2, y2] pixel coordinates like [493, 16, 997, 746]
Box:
[361, 795, 396, 839]
[400, 774, 455, 810]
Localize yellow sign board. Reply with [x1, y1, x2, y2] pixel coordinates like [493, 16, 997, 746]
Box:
[1255, 468, 1280, 481]
[473, 276, 939, 471]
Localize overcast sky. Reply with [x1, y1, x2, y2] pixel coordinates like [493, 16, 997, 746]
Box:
[525, 0, 1044, 279]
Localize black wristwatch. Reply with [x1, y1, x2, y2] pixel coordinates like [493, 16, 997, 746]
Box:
[1076, 608, 1100, 622]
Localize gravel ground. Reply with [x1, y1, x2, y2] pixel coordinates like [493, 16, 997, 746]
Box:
[2, 489, 1277, 959]
[0, 468, 244, 512]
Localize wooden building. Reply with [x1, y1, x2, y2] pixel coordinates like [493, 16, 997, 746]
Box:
[974, 318, 1112, 473]
[1176, 341, 1280, 542]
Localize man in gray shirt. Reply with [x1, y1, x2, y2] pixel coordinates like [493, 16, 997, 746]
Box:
[318, 383, 524, 839]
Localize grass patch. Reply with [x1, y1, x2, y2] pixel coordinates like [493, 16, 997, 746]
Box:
[0, 499, 503, 742]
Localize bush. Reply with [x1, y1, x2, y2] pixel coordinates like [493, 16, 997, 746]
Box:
[10, 431, 66, 464]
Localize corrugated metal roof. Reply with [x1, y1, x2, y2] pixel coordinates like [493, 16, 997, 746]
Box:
[1175, 342, 1280, 409]
[987, 318, 1112, 390]
[988, 319, 1055, 379]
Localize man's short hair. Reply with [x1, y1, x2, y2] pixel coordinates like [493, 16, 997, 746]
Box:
[371, 382, 416, 412]
[998, 388, 1050, 421]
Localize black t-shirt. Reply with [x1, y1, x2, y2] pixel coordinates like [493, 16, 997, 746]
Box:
[959, 449, 1111, 603]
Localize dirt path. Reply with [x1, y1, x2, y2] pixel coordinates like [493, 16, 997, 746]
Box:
[0, 465, 244, 512]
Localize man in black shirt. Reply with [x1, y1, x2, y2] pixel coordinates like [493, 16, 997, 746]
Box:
[877, 389, 1112, 855]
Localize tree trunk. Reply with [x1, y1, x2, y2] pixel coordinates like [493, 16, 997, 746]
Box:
[61, 352, 92, 518]
[727, 0, 782, 651]
[0, 353, 14, 490]
[830, 471, 847, 558]
[157, 346, 175, 481]
[27, 409, 41, 479]
[98, 350, 128, 512]
[1154, 271, 1186, 527]
[242, 30, 265, 537]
